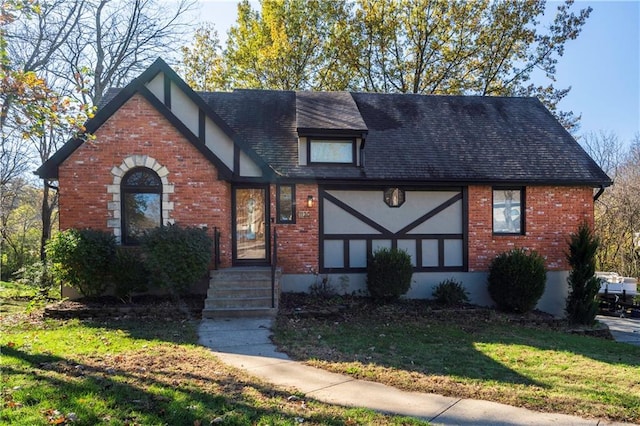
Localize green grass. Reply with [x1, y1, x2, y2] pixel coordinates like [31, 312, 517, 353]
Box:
[1, 311, 429, 425]
[1, 280, 60, 315]
[273, 302, 640, 423]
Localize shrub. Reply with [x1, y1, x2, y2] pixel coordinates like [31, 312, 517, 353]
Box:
[46, 228, 116, 297]
[141, 224, 212, 295]
[487, 248, 546, 313]
[112, 247, 149, 301]
[15, 260, 56, 298]
[366, 247, 413, 302]
[432, 278, 469, 306]
[565, 223, 600, 325]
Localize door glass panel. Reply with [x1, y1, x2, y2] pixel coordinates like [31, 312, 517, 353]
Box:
[235, 188, 266, 260]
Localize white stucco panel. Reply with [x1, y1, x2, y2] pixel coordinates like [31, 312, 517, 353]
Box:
[204, 117, 234, 170]
[170, 82, 199, 135]
[323, 199, 381, 234]
[146, 72, 164, 100]
[326, 190, 461, 234]
[239, 151, 262, 177]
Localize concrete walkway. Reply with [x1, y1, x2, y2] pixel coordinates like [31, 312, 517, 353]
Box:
[198, 318, 634, 426]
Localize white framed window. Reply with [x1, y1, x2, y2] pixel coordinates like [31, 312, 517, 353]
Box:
[493, 188, 524, 234]
[308, 139, 355, 164]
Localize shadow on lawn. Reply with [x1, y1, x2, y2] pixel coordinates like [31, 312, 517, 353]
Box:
[274, 302, 640, 391]
[1, 344, 369, 425]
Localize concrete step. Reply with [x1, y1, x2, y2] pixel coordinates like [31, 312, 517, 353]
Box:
[202, 307, 278, 319]
[210, 267, 276, 282]
[208, 287, 273, 299]
[205, 296, 274, 309]
[209, 279, 274, 290]
[204, 267, 282, 318]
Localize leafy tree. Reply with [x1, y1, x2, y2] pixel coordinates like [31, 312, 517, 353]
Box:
[565, 222, 600, 325]
[184, 0, 353, 91]
[61, 0, 197, 106]
[2, 0, 196, 266]
[594, 136, 640, 278]
[0, 180, 42, 279]
[582, 132, 640, 278]
[180, 23, 228, 91]
[182, 0, 590, 130]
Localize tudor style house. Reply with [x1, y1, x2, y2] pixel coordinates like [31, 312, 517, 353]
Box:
[37, 58, 611, 317]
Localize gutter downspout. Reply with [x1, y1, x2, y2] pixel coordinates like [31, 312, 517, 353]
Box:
[593, 185, 605, 201]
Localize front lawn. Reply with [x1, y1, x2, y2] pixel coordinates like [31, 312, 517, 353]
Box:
[0, 306, 428, 425]
[272, 295, 640, 423]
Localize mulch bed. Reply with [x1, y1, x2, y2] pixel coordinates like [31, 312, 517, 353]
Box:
[42, 292, 613, 339]
[44, 294, 205, 320]
[277, 293, 614, 339]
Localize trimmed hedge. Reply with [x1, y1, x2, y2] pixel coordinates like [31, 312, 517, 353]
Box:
[487, 248, 546, 313]
[112, 247, 149, 301]
[366, 247, 413, 302]
[141, 224, 212, 295]
[46, 229, 116, 297]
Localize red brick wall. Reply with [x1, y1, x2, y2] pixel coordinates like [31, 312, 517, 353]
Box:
[58, 94, 233, 267]
[56, 93, 594, 275]
[468, 185, 594, 271]
[269, 184, 319, 274]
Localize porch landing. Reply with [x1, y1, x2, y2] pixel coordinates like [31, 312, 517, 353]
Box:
[202, 267, 282, 318]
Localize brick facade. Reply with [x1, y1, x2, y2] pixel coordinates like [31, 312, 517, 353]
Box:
[58, 94, 233, 268]
[57, 93, 594, 277]
[467, 185, 594, 271]
[269, 184, 319, 274]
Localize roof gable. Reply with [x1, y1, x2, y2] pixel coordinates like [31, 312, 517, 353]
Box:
[36, 58, 271, 180]
[37, 58, 611, 188]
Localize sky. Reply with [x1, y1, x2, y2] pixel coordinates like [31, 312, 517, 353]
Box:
[192, 0, 640, 145]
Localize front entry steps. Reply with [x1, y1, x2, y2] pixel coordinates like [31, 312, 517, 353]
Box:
[203, 267, 282, 318]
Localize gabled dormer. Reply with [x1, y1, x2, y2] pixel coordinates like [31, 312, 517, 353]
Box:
[295, 91, 368, 166]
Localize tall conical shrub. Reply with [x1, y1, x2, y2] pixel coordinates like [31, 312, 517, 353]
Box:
[565, 223, 601, 325]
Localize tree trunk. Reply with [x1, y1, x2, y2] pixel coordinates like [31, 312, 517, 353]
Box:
[40, 182, 55, 260]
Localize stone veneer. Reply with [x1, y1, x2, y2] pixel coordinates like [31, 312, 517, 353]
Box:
[106, 155, 175, 243]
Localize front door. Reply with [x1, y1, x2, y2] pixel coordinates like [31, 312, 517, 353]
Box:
[233, 186, 270, 265]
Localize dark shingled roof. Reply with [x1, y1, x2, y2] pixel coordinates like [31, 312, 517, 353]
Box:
[36, 58, 610, 186]
[202, 89, 610, 186]
[295, 90, 367, 135]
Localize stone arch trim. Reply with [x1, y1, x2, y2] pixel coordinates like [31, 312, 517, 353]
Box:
[106, 155, 175, 243]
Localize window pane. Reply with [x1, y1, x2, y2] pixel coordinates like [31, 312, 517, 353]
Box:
[124, 169, 161, 187]
[493, 189, 522, 233]
[323, 240, 344, 268]
[278, 185, 294, 223]
[124, 193, 161, 241]
[310, 140, 353, 163]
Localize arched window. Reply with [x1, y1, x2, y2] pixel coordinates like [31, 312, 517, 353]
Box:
[121, 167, 162, 244]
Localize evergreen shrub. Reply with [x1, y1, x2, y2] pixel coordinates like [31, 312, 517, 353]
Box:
[112, 247, 149, 301]
[432, 278, 469, 306]
[141, 224, 212, 295]
[366, 247, 413, 302]
[46, 228, 116, 297]
[487, 248, 546, 313]
[565, 223, 601, 325]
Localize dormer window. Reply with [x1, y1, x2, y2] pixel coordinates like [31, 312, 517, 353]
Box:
[308, 138, 356, 164]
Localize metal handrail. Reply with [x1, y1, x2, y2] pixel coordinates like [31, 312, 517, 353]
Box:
[271, 227, 278, 308]
[213, 227, 221, 270]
